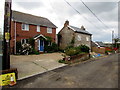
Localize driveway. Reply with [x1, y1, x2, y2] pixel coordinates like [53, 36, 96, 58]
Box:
[10, 53, 66, 79]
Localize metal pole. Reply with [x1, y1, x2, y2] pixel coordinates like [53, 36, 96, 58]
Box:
[2, 0, 12, 70]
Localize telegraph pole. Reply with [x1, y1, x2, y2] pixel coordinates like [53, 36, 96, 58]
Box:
[112, 30, 114, 49]
[2, 0, 12, 70]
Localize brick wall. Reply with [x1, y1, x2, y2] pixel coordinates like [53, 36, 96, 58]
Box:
[92, 47, 105, 54]
[10, 21, 56, 54]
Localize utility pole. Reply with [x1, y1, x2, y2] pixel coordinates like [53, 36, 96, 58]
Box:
[2, 0, 12, 70]
[112, 30, 114, 49]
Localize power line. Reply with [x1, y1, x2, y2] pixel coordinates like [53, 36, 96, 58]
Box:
[80, 0, 110, 29]
[64, 0, 103, 30]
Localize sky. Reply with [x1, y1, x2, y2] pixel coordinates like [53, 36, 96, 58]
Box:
[0, 0, 119, 43]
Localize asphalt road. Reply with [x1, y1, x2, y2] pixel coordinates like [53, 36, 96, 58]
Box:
[11, 53, 119, 88]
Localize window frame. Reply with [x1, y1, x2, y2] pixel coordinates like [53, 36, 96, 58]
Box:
[86, 37, 89, 41]
[77, 35, 81, 41]
[47, 27, 52, 33]
[37, 25, 40, 32]
[21, 39, 28, 45]
[22, 23, 29, 31]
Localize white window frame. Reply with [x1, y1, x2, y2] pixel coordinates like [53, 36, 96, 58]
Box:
[22, 23, 29, 31]
[37, 25, 40, 32]
[47, 27, 52, 33]
[86, 37, 89, 41]
[77, 35, 81, 41]
[21, 39, 28, 44]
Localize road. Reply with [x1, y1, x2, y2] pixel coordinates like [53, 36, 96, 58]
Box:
[11, 53, 118, 88]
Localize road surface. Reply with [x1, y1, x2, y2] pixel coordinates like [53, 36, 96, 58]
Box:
[11, 53, 119, 88]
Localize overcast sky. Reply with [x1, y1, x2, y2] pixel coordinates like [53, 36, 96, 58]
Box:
[0, 0, 119, 43]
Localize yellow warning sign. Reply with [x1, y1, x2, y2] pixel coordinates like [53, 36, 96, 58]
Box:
[5, 32, 10, 40]
[0, 73, 16, 86]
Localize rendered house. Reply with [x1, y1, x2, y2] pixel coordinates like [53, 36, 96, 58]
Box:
[58, 20, 92, 50]
[10, 11, 57, 54]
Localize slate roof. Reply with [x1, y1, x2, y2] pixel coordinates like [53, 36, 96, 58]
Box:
[91, 41, 98, 47]
[68, 25, 92, 35]
[12, 11, 57, 28]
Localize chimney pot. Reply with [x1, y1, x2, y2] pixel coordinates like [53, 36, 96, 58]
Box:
[81, 25, 85, 30]
[64, 20, 69, 27]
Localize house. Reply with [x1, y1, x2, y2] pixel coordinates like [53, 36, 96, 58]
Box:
[10, 11, 57, 54]
[91, 41, 106, 54]
[58, 20, 92, 50]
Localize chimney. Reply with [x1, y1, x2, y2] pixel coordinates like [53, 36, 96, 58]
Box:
[81, 25, 85, 30]
[64, 20, 69, 27]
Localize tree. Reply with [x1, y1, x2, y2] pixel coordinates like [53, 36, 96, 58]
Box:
[113, 38, 120, 48]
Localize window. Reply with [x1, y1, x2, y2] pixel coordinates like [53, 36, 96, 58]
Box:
[47, 27, 52, 33]
[77, 35, 81, 41]
[21, 39, 28, 44]
[86, 37, 89, 41]
[22, 23, 29, 31]
[37, 25, 40, 32]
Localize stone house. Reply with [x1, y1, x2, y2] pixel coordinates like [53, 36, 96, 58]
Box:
[10, 11, 57, 54]
[58, 20, 92, 50]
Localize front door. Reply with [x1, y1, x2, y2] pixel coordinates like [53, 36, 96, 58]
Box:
[39, 40, 44, 52]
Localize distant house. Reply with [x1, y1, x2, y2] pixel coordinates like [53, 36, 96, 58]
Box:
[10, 11, 57, 54]
[91, 41, 106, 54]
[58, 20, 92, 50]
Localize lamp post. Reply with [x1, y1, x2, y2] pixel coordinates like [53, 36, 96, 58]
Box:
[2, 0, 12, 70]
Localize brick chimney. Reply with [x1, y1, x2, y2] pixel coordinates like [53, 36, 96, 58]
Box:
[64, 20, 69, 27]
[81, 25, 85, 30]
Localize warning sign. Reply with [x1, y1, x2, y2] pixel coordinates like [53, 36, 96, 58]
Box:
[0, 73, 16, 86]
[5, 32, 10, 40]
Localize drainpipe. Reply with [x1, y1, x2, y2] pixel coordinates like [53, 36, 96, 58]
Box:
[14, 21, 16, 54]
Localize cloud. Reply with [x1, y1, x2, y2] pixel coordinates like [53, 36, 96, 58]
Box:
[14, 1, 44, 10]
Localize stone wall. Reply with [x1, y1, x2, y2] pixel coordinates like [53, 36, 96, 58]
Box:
[74, 33, 91, 49]
[59, 27, 74, 49]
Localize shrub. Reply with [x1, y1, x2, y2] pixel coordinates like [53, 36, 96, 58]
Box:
[44, 42, 59, 53]
[65, 45, 90, 56]
[58, 59, 65, 63]
[65, 48, 79, 56]
[28, 38, 35, 48]
[30, 49, 40, 55]
[77, 45, 90, 53]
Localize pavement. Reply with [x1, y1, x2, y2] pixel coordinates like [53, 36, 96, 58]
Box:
[10, 53, 66, 80]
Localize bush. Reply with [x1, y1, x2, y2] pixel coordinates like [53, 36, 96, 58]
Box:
[30, 49, 40, 55]
[77, 45, 90, 53]
[58, 59, 65, 63]
[65, 45, 90, 56]
[44, 42, 59, 53]
[65, 48, 79, 56]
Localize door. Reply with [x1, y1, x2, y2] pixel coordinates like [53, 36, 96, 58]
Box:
[39, 40, 44, 52]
